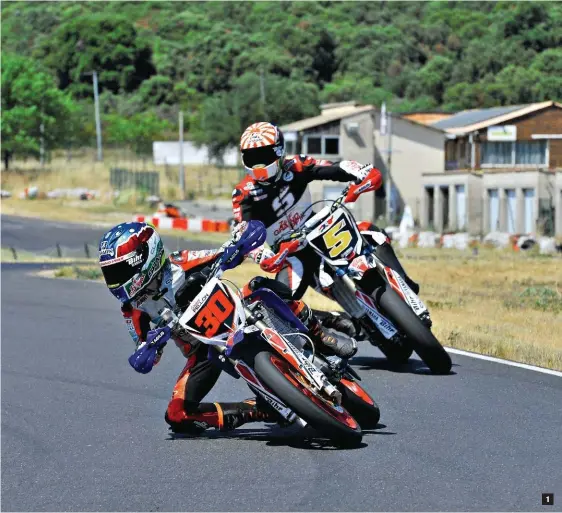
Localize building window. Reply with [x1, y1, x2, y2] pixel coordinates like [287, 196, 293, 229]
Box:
[481, 141, 547, 166]
[285, 140, 297, 156]
[324, 136, 340, 155]
[516, 141, 547, 165]
[303, 135, 340, 156]
[481, 142, 512, 165]
[305, 136, 322, 154]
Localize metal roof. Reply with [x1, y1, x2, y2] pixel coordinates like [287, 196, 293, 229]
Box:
[280, 104, 375, 132]
[432, 105, 527, 130]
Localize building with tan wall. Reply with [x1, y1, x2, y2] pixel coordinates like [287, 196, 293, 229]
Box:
[421, 101, 562, 235]
[281, 102, 445, 224]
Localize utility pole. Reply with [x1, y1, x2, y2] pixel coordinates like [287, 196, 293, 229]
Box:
[92, 71, 103, 161]
[386, 112, 393, 224]
[40, 121, 45, 167]
[178, 111, 185, 200]
[380, 102, 393, 224]
[260, 67, 267, 118]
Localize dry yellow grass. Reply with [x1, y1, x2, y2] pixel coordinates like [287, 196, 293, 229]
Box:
[47, 247, 562, 370]
[397, 248, 562, 370]
[1, 148, 242, 201]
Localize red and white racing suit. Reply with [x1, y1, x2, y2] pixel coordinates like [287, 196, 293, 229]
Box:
[232, 155, 384, 299]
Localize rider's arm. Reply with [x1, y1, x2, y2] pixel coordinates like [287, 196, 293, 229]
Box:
[231, 183, 254, 223]
[296, 155, 381, 186]
[121, 303, 150, 347]
[169, 248, 223, 271]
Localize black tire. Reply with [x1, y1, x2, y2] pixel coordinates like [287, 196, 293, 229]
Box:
[377, 340, 414, 365]
[339, 379, 381, 429]
[359, 316, 414, 364]
[253, 350, 363, 446]
[376, 286, 452, 374]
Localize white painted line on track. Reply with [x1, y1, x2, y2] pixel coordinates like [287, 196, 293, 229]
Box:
[445, 347, 562, 377]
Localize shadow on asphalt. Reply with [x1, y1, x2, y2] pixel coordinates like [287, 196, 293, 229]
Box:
[350, 356, 459, 376]
[167, 423, 394, 450]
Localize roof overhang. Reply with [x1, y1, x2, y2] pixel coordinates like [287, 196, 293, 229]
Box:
[445, 101, 562, 135]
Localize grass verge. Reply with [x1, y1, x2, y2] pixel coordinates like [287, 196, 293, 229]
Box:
[1, 247, 95, 264]
[49, 249, 562, 371]
[1, 197, 153, 225]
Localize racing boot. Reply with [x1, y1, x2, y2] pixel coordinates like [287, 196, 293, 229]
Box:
[313, 309, 364, 339]
[166, 400, 277, 434]
[293, 302, 357, 359]
[215, 400, 278, 431]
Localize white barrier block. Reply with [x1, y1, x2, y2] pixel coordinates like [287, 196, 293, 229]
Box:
[483, 231, 511, 248]
[418, 231, 437, 248]
[441, 234, 455, 249]
[538, 237, 557, 254]
[188, 218, 203, 232]
[453, 232, 470, 251]
[396, 230, 414, 248]
[158, 218, 173, 230]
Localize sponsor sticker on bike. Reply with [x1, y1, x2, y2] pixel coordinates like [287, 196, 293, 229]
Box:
[355, 291, 398, 339]
[393, 272, 427, 315]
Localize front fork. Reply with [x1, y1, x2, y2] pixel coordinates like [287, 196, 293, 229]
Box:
[326, 272, 414, 352]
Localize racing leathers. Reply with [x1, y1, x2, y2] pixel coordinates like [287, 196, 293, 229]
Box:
[232, 156, 373, 297]
[121, 245, 354, 434]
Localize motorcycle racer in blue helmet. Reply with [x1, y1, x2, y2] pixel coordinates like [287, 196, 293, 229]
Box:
[98, 221, 356, 434]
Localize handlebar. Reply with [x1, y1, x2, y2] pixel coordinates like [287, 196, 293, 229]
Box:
[260, 168, 381, 273]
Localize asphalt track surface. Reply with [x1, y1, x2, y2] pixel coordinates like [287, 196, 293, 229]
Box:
[1, 214, 211, 254]
[2, 217, 562, 512]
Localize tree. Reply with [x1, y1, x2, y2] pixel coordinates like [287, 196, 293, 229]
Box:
[1, 54, 75, 169]
[36, 13, 156, 98]
[192, 72, 320, 158]
[104, 112, 172, 159]
[3, 0, 562, 128]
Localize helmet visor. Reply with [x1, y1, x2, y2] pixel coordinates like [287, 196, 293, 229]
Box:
[101, 244, 148, 289]
[242, 146, 279, 168]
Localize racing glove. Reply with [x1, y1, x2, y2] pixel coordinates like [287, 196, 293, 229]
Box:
[230, 221, 274, 265]
[339, 161, 374, 183]
[128, 326, 171, 374]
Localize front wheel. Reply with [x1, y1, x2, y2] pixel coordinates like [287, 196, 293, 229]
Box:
[253, 350, 363, 446]
[339, 378, 380, 428]
[376, 286, 452, 374]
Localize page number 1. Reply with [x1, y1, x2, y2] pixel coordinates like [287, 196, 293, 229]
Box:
[542, 493, 554, 506]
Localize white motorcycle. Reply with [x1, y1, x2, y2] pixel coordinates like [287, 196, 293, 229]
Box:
[261, 169, 452, 375]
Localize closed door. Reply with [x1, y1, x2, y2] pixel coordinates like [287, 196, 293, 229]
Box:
[506, 189, 516, 233]
[455, 184, 466, 230]
[524, 188, 535, 233]
[489, 189, 499, 232]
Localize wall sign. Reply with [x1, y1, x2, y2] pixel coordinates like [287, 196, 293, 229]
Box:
[487, 125, 517, 141]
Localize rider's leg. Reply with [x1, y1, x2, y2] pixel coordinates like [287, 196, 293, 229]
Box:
[244, 276, 357, 358]
[165, 344, 276, 433]
[275, 249, 361, 340]
[360, 222, 420, 294]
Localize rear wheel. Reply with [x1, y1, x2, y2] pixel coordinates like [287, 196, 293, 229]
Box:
[376, 286, 452, 374]
[253, 350, 363, 446]
[339, 378, 380, 428]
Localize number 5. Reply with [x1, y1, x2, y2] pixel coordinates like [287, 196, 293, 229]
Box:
[323, 220, 352, 258]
